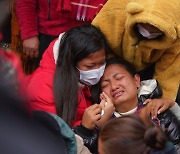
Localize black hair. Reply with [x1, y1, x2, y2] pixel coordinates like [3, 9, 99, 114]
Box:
[53, 24, 110, 126]
[105, 57, 137, 77]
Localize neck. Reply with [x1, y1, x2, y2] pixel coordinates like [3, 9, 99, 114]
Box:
[116, 99, 138, 113]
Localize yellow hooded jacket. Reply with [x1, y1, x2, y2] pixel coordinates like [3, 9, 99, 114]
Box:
[93, 0, 180, 100]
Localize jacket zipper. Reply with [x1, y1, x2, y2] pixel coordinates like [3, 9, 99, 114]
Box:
[47, 0, 50, 20]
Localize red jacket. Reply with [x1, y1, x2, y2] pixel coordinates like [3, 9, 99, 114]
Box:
[26, 36, 92, 126]
[15, 0, 107, 40]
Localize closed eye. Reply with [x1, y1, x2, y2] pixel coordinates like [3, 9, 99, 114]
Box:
[116, 77, 124, 80]
[101, 81, 109, 88]
[85, 65, 94, 69]
[115, 76, 124, 80]
[99, 60, 106, 66]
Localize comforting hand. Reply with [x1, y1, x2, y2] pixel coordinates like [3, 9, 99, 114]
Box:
[143, 98, 175, 119]
[23, 36, 39, 58]
[82, 104, 102, 129]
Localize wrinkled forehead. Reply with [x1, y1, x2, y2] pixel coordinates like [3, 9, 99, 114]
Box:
[0, 0, 11, 26]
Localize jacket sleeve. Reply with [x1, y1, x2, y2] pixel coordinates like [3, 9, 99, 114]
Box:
[138, 79, 162, 106]
[15, 0, 38, 40]
[154, 42, 180, 101]
[169, 102, 180, 121]
[72, 124, 98, 154]
[158, 110, 180, 150]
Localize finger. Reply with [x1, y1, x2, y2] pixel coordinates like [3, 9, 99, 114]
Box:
[23, 46, 27, 54]
[151, 106, 158, 119]
[100, 99, 106, 108]
[34, 50, 39, 58]
[143, 99, 151, 105]
[94, 114, 101, 121]
[100, 93, 106, 100]
[23, 48, 30, 57]
[29, 50, 36, 58]
[102, 92, 112, 104]
[93, 107, 102, 115]
[157, 106, 167, 115]
[100, 94, 104, 100]
[151, 103, 163, 118]
[25, 51, 30, 57]
[85, 104, 96, 111]
[88, 104, 100, 111]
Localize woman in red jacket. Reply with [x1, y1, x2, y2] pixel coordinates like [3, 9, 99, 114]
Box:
[26, 24, 111, 127]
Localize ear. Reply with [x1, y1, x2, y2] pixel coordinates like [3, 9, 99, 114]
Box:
[134, 74, 141, 89]
[126, 2, 144, 15]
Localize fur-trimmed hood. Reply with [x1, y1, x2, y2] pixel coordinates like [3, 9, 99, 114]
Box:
[126, 0, 180, 49]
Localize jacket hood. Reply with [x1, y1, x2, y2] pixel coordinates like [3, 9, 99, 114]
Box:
[125, 0, 180, 49]
[50, 113, 77, 154]
[39, 32, 65, 71]
[53, 32, 65, 64]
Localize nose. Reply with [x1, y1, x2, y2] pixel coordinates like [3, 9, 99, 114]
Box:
[110, 80, 119, 92]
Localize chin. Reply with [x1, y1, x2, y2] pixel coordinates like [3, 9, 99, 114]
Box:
[114, 99, 126, 106]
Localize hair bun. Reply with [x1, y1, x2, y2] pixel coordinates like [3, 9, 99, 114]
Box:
[144, 126, 167, 150]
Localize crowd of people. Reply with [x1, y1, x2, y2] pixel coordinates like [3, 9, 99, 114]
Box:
[0, 0, 180, 154]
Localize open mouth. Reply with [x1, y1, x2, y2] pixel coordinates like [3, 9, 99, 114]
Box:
[113, 91, 124, 98]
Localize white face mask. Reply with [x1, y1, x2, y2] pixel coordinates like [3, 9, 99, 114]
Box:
[137, 24, 163, 39]
[77, 64, 106, 86]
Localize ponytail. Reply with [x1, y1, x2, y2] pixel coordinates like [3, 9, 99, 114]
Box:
[144, 126, 167, 150]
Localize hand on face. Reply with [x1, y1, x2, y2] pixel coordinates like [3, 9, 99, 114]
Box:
[100, 92, 115, 116]
[82, 104, 102, 129]
[22, 36, 39, 58]
[143, 98, 175, 119]
[94, 92, 115, 128]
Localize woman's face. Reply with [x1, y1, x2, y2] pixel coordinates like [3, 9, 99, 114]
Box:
[76, 48, 106, 71]
[100, 64, 140, 112]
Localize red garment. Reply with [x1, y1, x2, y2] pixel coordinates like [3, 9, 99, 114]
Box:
[0, 49, 26, 96]
[15, 0, 107, 40]
[26, 39, 92, 126]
